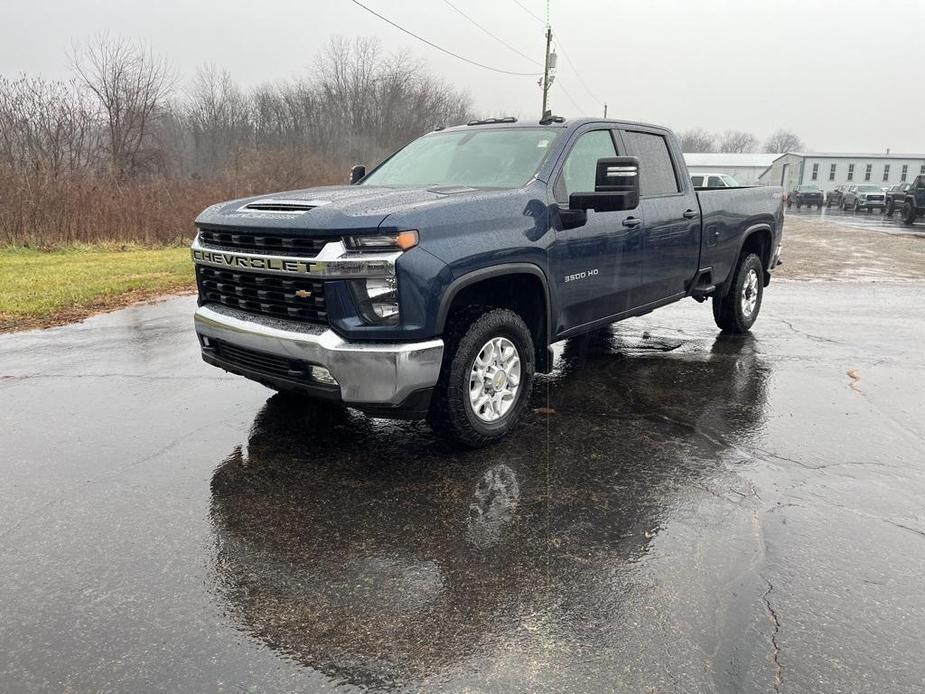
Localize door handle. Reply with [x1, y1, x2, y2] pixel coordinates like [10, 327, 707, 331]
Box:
[622, 217, 642, 228]
[682, 209, 699, 219]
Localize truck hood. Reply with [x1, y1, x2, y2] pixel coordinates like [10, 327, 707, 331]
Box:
[195, 184, 516, 235]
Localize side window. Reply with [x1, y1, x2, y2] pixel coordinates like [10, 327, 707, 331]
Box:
[557, 130, 616, 200]
[690, 175, 704, 186]
[707, 176, 724, 187]
[622, 130, 680, 196]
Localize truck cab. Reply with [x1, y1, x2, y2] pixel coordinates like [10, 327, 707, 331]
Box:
[192, 117, 783, 445]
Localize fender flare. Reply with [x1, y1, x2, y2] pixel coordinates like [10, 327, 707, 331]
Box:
[718, 223, 775, 295]
[435, 263, 552, 345]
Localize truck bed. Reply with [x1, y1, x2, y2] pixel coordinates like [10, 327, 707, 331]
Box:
[695, 186, 785, 288]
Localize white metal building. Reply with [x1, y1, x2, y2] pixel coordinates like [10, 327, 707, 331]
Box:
[683, 153, 779, 185]
[759, 153, 925, 192]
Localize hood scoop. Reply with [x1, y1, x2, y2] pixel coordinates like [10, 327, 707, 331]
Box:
[237, 199, 331, 214]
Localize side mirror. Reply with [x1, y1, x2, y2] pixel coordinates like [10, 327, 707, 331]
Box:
[349, 164, 366, 185]
[569, 157, 640, 213]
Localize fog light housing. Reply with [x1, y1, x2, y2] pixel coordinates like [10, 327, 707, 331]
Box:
[350, 277, 400, 325]
[310, 365, 338, 385]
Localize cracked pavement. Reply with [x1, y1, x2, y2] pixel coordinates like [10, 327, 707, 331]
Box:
[1, 281, 924, 692]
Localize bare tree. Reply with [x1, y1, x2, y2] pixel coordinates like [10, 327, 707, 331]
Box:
[678, 128, 716, 153]
[764, 129, 804, 153]
[718, 130, 759, 153]
[71, 35, 174, 177]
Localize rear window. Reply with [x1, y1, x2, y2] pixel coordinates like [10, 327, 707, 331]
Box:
[690, 175, 704, 186]
[622, 130, 680, 196]
[797, 185, 820, 192]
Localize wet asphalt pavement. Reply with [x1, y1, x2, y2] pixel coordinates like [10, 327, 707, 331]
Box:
[2, 282, 925, 693]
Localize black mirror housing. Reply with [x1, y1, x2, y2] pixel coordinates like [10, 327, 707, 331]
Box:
[349, 164, 366, 185]
[569, 156, 640, 213]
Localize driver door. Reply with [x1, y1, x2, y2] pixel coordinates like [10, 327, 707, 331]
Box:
[549, 127, 646, 336]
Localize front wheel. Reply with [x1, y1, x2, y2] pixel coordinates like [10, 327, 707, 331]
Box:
[428, 308, 535, 447]
[885, 199, 894, 216]
[712, 253, 764, 334]
[902, 202, 917, 226]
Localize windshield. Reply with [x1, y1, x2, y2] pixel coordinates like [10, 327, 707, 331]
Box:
[361, 128, 560, 189]
[857, 185, 880, 192]
[797, 185, 820, 192]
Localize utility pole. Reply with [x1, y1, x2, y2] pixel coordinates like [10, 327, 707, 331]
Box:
[540, 25, 553, 118]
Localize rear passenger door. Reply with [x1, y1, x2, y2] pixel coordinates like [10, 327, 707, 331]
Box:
[621, 128, 701, 306]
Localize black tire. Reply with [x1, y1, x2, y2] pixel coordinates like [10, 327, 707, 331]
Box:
[796, 202, 802, 209]
[902, 202, 917, 226]
[428, 307, 535, 447]
[786, 200, 792, 209]
[841, 199, 847, 211]
[826, 199, 832, 208]
[712, 253, 765, 334]
[885, 199, 894, 216]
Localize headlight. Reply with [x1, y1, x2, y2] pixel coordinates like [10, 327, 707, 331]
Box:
[344, 230, 418, 252]
[350, 277, 400, 325]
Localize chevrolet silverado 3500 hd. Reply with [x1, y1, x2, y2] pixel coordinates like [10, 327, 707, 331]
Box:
[192, 117, 784, 446]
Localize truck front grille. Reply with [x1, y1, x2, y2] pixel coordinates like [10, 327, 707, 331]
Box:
[197, 228, 332, 257]
[196, 266, 327, 323]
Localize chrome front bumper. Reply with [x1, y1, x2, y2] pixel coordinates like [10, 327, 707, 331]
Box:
[194, 305, 444, 406]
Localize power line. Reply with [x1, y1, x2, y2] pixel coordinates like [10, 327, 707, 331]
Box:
[555, 40, 602, 107]
[510, 0, 545, 25]
[351, 0, 541, 76]
[442, 0, 542, 67]
[555, 81, 588, 114]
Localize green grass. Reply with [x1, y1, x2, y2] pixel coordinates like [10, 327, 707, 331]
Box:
[0, 245, 194, 330]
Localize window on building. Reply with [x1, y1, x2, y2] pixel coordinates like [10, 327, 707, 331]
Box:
[811, 163, 819, 180]
[864, 164, 872, 181]
[848, 164, 855, 181]
[901, 165, 908, 182]
[829, 163, 836, 181]
[883, 164, 891, 182]
[920, 164, 925, 175]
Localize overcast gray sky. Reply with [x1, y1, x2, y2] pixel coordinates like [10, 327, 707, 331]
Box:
[1, 0, 923, 152]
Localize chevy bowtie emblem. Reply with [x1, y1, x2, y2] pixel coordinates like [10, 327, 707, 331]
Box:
[294, 289, 312, 298]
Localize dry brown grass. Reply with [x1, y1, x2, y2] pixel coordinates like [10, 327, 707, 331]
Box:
[0, 150, 342, 248]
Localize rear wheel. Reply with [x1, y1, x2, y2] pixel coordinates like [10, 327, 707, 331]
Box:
[428, 308, 535, 447]
[902, 201, 917, 226]
[885, 199, 894, 216]
[712, 253, 764, 334]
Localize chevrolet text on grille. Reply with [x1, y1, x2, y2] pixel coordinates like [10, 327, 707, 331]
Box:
[191, 238, 398, 279]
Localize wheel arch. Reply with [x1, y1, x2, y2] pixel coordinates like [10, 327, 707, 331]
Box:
[436, 263, 553, 372]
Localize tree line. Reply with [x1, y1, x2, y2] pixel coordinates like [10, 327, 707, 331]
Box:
[678, 127, 805, 154]
[0, 35, 474, 246]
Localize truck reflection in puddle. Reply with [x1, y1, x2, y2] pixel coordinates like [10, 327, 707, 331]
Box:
[208, 329, 770, 689]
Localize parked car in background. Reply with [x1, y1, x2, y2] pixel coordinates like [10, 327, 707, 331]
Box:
[826, 184, 850, 208]
[690, 173, 740, 188]
[787, 184, 824, 209]
[842, 184, 886, 212]
[898, 175, 925, 225]
[884, 182, 912, 216]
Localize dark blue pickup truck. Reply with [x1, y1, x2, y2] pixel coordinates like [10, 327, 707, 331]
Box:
[192, 117, 784, 445]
